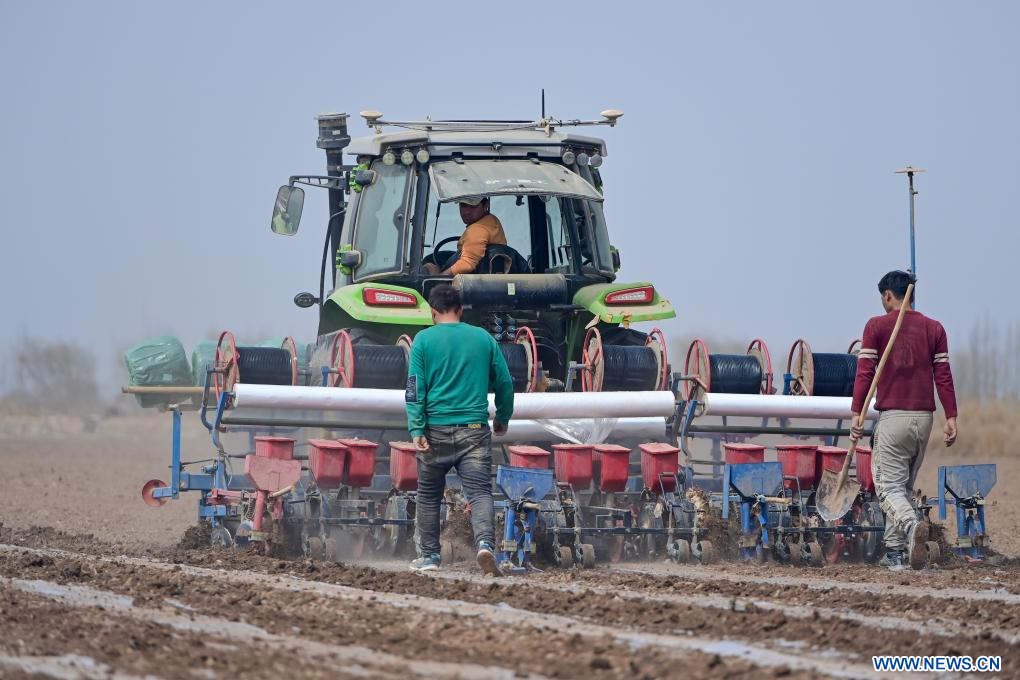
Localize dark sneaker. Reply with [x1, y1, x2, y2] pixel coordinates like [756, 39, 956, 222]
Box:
[476, 541, 500, 576]
[906, 521, 926, 570]
[409, 554, 441, 572]
[879, 549, 907, 571]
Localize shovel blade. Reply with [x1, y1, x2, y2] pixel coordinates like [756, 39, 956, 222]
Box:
[814, 469, 860, 522]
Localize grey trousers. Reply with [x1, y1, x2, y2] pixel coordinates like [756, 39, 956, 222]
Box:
[872, 410, 933, 550]
[414, 425, 495, 558]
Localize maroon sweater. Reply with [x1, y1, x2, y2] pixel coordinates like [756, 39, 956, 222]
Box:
[851, 309, 958, 418]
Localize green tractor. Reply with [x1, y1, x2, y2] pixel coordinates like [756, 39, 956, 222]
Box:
[271, 109, 675, 393]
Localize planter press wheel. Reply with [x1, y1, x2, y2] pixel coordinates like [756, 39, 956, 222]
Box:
[580, 327, 605, 392]
[670, 538, 692, 564]
[515, 326, 540, 393]
[847, 338, 862, 355]
[786, 339, 815, 396]
[213, 331, 240, 402]
[280, 336, 300, 386]
[609, 521, 625, 562]
[746, 338, 775, 395]
[822, 528, 848, 564]
[925, 541, 941, 565]
[328, 330, 355, 388]
[304, 535, 324, 560]
[801, 541, 824, 566]
[682, 338, 711, 401]
[694, 539, 715, 564]
[557, 545, 574, 567]
[579, 543, 596, 569]
[645, 327, 670, 391]
[210, 525, 235, 549]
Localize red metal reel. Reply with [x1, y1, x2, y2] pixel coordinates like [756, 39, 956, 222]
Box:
[645, 328, 669, 391]
[580, 327, 604, 392]
[395, 334, 414, 360]
[213, 331, 240, 401]
[786, 338, 814, 396]
[329, 330, 355, 388]
[682, 338, 711, 400]
[141, 479, 168, 507]
[847, 338, 862, 355]
[280, 336, 299, 386]
[746, 338, 774, 395]
[515, 326, 540, 393]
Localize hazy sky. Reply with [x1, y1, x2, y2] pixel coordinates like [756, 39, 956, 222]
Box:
[2, 1, 1017, 389]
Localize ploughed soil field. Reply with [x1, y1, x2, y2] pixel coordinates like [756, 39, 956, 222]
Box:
[1, 409, 1019, 678]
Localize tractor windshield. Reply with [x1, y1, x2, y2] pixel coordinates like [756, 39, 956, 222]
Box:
[422, 160, 613, 276]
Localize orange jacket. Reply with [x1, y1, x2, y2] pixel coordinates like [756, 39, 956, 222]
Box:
[446, 214, 508, 274]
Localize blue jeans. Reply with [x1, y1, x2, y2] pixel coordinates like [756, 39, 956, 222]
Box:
[415, 425, 494, 557]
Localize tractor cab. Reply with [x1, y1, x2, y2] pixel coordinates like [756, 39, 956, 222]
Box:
[271, 109, 674, 390]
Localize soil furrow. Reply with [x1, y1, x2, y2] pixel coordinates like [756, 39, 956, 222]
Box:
[0, 583, 381, 679]
[611, 562, 1020, 604]
[369, 559, 1020, 645]
[5, 577, 539, 680]
[5, 543, 1010, 676]
[0, 547, 806, 680]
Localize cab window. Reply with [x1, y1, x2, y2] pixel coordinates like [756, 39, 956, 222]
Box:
[352, 163, 412, 279]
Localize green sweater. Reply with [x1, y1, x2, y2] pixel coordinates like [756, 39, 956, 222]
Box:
[405, 322, 514, 437]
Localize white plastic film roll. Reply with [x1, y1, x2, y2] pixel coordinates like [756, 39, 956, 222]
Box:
[701, 393, 879, 420]
[232, 384, 677, 420]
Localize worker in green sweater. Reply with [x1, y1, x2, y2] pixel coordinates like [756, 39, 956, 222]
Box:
[406, 284, 514, 574]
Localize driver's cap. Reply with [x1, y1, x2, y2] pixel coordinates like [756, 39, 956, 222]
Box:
[458, 196, 485, 206]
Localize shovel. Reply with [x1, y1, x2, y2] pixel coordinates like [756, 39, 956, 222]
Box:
[816, 283, 914, 521]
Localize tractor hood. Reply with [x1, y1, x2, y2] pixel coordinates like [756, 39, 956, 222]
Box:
[429, 160, 603, 204]
[453, 274, 569, 310]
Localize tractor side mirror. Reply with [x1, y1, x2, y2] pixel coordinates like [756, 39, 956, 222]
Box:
[271, 185, 305, 235]
[293, 291, 319, 308]
[610, 246, 621, 272]
[338, 250, 362, 269]
[353, 169, 377, 188]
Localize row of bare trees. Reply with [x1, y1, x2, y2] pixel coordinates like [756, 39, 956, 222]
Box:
[1, 336, 99, 411]
[952, 317, 1020, 401]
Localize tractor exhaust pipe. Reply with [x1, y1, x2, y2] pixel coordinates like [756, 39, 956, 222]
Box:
[316, 113, 352, 287]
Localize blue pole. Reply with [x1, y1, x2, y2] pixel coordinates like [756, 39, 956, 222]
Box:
[171, 408, 182, 499]
[896, 167, 923, 306]
[908, 171, 917, 277]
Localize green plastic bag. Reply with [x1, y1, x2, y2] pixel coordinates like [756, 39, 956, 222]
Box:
[191, 340, 218, 387]
[124, 336, 192, 407]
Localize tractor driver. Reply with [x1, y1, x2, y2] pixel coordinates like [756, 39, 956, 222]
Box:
[424, 197, 507, 275]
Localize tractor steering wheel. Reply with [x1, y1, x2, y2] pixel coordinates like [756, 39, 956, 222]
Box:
[429, 236, 461, 270]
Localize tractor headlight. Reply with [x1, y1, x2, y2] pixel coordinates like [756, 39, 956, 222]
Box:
[400, 149, 415, 165]
[415, 148, 430, 164]
[561, 150, 576, 165]
[576, 152, 590, 166]
[589, 153, 603, 168]
[382, 151, 396, 166]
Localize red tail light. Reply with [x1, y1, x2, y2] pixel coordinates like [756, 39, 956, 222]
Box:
[362, 288, 418, 307]
[605, 286, 654, 305]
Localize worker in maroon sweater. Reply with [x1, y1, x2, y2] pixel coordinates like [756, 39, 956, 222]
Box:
[850, 270, 958, 570]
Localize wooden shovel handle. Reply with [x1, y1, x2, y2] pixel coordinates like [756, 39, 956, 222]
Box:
[838, 283, 914, 478]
